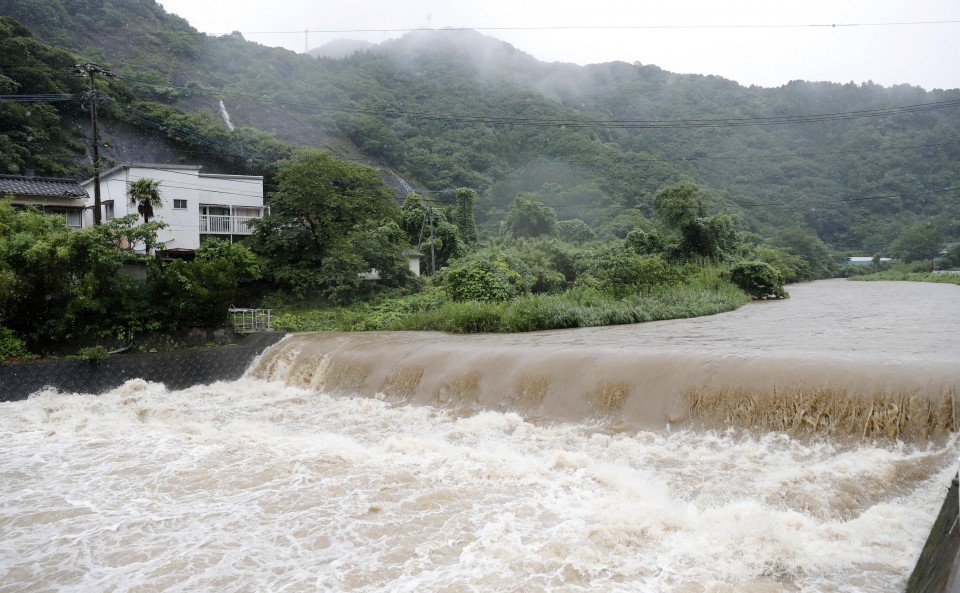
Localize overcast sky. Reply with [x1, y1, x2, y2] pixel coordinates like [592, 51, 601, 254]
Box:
[157, 0, 960, 91]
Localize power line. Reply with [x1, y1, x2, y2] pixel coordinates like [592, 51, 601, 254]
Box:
[0, 93, 77, 102]
[111, 73, 960, 130]
[69, 20, 960, 38]
[737, 186, 960, 209]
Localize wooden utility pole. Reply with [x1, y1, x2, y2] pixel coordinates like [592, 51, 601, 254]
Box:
[427, 204, 437, 275]
[77, 63, 114, 225]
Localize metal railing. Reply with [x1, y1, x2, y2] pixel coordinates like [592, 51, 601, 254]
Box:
[229, 308, 272, 333]
[200, 215, 258, 235]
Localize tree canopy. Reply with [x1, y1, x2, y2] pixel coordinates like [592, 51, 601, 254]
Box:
[250, 150, 411, 299]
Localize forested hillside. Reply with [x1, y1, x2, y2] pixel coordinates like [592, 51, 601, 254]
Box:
[1, 0, 958, 253]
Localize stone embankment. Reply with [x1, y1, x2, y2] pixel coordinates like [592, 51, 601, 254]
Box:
[0, 332, 285, 402]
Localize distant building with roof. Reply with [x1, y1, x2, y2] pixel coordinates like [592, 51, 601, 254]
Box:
[847, 256, 893, 265]
[0, 174, 89, 229]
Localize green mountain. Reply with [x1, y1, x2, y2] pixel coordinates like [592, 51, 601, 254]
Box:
[1, 0, 958, 253]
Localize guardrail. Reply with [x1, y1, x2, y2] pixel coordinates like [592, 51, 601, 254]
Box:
[229, 308, 272, 333]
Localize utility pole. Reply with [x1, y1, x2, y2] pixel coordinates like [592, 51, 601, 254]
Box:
[77, 63, 115, 225]
[428, 203, 436, 275]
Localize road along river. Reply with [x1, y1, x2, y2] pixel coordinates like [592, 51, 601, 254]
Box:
[1, 279, 957, 592]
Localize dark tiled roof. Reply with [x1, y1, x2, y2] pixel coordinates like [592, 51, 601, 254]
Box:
[0, 175, 87, 198]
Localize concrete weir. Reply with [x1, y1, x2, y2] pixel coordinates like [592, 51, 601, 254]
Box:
[907, 475, 960, 593]
[0, 332, 285, 402]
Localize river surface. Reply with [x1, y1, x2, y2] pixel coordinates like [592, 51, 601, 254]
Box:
[1, 280, 958, 592]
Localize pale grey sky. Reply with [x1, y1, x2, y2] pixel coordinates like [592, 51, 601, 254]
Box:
[158, 0, 960, 90]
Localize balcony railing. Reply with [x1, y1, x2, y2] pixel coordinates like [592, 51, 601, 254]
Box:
[199, 214, 259, 235]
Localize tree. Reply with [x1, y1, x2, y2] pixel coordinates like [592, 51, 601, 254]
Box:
[891, 223, 943, 264]
[150, 240, 261, 327]
[452, 187, 479, 245]
[679, 214, 738, 263]
[590, 244, 682, 298]
[504, 192, 557, 238]
[250, 150, 407, 299]
[775, 228, 837, 280]
[0, 202, 161, 348]
[625, 229, 665, 255]
[653, 182, 706, 231]
[556, 219, 596, 245]
[128, 178, 163, 225]
[653, 183, 736, 263]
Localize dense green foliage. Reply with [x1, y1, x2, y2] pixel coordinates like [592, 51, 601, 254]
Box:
[504, 192, 558, 238]
[273, 281, 749, 334]
[2, 1, 959, 345]
[249, 150, 414, 302]
[726, 261, 788, 300]
[0, 201, 259, 356]
[850, 271, 960, 285]
[1, 1, 957, 257]
[890, 222, 943, 262]
[0, 16, 90, 175]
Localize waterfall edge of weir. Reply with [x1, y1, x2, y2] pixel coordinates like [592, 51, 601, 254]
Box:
[249, 332, 959, 441]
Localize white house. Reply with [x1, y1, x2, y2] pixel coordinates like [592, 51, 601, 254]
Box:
[81, 163, 266, 253]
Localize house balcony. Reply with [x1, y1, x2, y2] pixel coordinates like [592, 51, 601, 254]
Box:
[199, 214, 259, 235]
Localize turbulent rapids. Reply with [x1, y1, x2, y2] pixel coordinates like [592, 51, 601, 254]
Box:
[252, 332, 958, 442]
[2, 280, 959, 592]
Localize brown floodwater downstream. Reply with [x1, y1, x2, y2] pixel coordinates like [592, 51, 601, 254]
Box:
[1, 279, 958, 592]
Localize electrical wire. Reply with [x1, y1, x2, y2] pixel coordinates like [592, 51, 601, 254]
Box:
[48, 20, 960, 39]
[110, 73, 960, 130]
[736, 185, 960, 208]
[0, 93, 77, 102]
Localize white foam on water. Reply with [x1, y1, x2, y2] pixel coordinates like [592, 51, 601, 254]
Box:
[0, 378, 955, 592]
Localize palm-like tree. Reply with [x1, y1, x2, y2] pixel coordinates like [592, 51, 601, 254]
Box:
[128, 178, 163, 224]
[128, 178, 163, 254]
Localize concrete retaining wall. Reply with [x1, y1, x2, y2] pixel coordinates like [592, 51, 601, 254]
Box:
[906, 475, 960, 593]
[0, 332, 285, 402]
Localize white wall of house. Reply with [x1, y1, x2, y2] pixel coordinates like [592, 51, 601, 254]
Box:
[81, 164, 264, 252]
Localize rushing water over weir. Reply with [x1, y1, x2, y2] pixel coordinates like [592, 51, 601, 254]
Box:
[2, 280, 959, 592]
[252, 280, 960, 442]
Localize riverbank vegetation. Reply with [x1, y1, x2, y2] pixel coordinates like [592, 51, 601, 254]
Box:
[4, 5, 958, 360]
[271, 274, 750, 334]
[2, 151, 827, 360]
[846, 238, 960, 285]
[849, 268, 960, 286]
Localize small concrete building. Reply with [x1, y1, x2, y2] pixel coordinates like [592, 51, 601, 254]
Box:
[81, 163, 266, 254]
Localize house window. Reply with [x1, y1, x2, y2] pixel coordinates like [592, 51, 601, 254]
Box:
[104, 201, 114, 220]
[173, 199, 188, 210]
[47, 208, 82, 230]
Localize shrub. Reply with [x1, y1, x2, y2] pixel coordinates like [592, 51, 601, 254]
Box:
[77, 345, 109, 365]
[0, 327, 31, 361]
[441, 253, 525, 302]
[727, 261, 788, 299]
[592, 246, 684, 298]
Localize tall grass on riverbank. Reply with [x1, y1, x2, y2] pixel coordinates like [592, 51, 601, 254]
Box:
[272, 275, 750, 334]
[849, 271, 960, 285]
